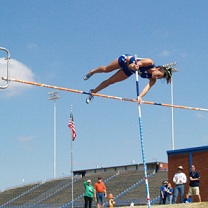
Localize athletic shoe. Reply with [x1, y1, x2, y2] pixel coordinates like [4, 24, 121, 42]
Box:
[83, 72, 92, 80]
[86, 89, 94, 104]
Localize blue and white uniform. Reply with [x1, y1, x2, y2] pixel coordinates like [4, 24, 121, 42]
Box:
[118, 54, 155, 78]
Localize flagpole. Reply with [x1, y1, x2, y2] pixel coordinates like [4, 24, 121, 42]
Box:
[68, 106, 76, 207]
[70, 105, 74, 208]
[71, 137, 74, 208]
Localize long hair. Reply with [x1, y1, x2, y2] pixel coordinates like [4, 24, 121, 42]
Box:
[157, 66, 172, 84]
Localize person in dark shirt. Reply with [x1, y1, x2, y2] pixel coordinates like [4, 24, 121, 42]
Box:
[159, 180, 168, 204]
[188, 165, 201, 202]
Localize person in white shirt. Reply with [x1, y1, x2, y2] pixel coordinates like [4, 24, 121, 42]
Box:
[172, 166, 187, 203]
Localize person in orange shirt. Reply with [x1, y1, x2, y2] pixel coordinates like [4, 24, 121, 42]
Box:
[94, 177, 107, 208]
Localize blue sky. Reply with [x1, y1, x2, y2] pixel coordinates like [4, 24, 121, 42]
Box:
[0, 0, 208, 190]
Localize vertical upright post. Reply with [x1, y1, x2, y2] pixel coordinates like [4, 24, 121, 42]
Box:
[135, 55, 151, 208]
[70, 105, 74, 208]
[54, 99, 56, 179]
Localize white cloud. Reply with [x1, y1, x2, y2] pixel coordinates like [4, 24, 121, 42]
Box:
[195, 112, 206, 119]
[17, 135, 34, 151]
[196, 113, 203, 118]
[17, 135, 33, 142]
[0, 58, 35, 97]
[153, 29, 169, 38]
[179, 52, 187, 58]
[159, 49, 188, 59]
[27, 43, 38, 50]
[158, 50, 172, 57]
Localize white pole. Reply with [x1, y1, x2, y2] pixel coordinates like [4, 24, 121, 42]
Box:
[135, 55, 151, 208]
[54, 99, 57, 178]
[71, 139, 74, 208]
[171, 80, 175, 150]
[71, 105, 74, 208]
[48, 91, 60, 179]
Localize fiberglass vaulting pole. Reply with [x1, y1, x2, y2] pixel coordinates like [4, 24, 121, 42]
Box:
[135, 55, 151, 208]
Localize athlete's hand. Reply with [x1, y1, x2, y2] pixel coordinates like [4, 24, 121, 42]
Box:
[137, 96, 142, 104]
[134, 63, 139, 70]
[129, 62, 139, 71]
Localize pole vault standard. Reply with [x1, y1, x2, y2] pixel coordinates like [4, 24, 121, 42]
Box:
[2, 77, 208, 112]
[135, 55, 151, 208]
[0, 47, 10, 89]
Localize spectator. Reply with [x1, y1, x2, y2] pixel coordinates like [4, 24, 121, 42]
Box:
[188, 165, 201, 202]
[84, 179, 94, 208]
[166, 183, 173, 204]
[172, 166, 187, 203]
[183, 193, 192, 203]
[94, 177, 107, 208]
[159, 180, 168, 204]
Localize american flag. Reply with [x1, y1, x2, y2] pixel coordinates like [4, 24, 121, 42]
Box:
[68, 112, 76, 141]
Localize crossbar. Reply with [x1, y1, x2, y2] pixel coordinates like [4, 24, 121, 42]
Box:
[2, 77, 208, 112]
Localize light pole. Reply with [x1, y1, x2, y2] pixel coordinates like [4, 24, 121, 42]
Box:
[171, 80, 174, 150]
[48, 91, 60, 179]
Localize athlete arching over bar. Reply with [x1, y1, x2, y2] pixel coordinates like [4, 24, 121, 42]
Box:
[84, 54, 173, 104]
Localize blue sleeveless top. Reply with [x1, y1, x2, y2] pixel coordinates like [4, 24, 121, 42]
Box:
[118, 54, 155, 78]
[129, 56, 155, 78]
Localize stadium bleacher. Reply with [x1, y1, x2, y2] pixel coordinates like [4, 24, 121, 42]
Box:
[0, 164, 168, 208]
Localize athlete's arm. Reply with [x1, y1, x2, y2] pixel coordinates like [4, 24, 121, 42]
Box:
[138, 78, 156, 104]
[129, 58, 154, 71]
[138, 58, 154, 67]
